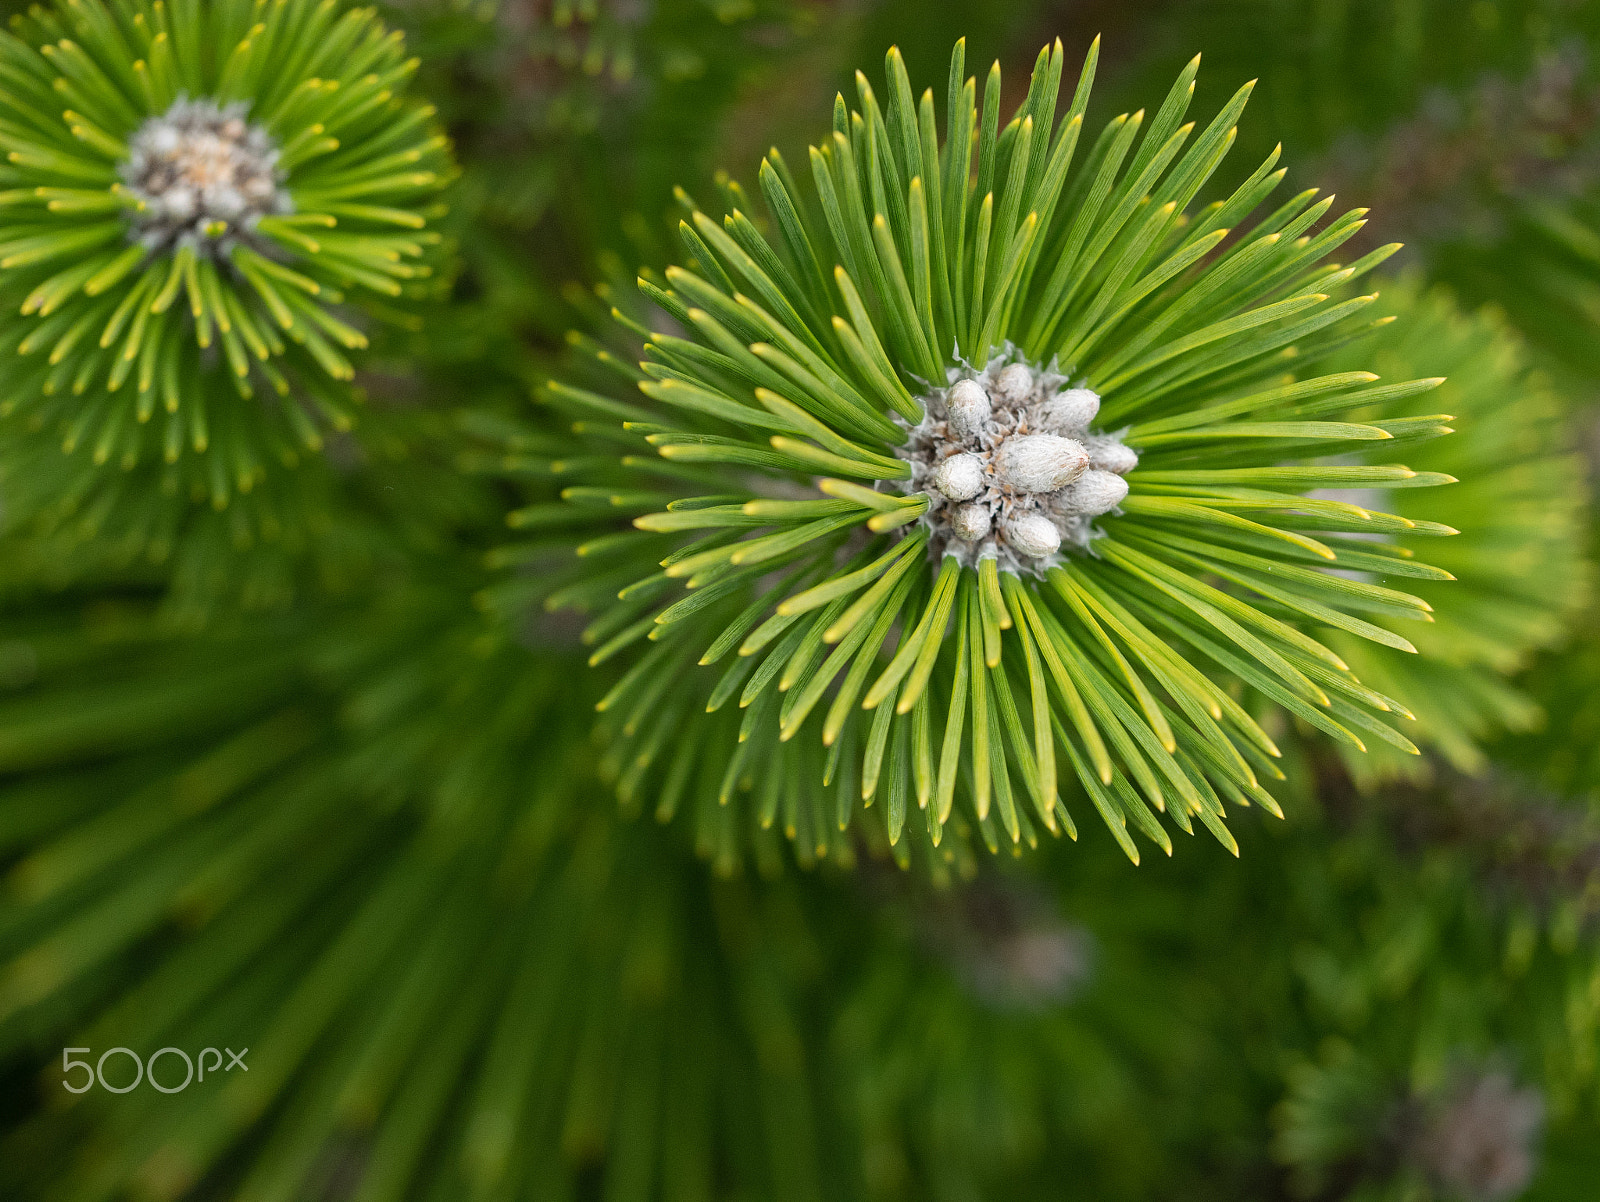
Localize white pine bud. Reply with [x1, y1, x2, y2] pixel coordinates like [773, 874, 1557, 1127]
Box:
[945, 378, 991, 441]
[994, 362, 1035, 404]
[1055, 469, 1128, 516]
[950, 502, 992, 542]
[993, 434, 1088, 493]
[1089, 440, 1138, 475]
[932, 452, 986, 501]
[209, 186, 246, 218]
[1035, 387, 1100, 433]
[163, 186, 198, 220]
[1004, 512, 1062, 558]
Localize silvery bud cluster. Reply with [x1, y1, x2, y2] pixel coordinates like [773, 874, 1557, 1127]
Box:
[121, 99, 291, 256]
[897, 352, 1139, 572]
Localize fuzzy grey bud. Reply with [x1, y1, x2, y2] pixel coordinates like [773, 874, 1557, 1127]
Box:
[950, 502, 992, 542]
[1036, 387, 1100, 433]
[1416, 1071, 1544, 1202]
[1053, 469, 1128, 516]
[994, 433, 1088, 493]
[163, 186, 198, 221]
[932, 452, 986, 501]
[994, 362, 1035, 404]
[1090, 440, 1138, 475]
[1004, 512, 1062, 558]
[945, 378, 991, 442]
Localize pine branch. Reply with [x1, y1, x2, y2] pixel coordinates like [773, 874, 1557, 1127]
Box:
[498, 37, 1479, 866]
